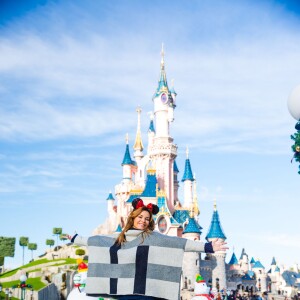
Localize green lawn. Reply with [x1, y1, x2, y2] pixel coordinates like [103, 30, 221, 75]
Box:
[0, 276, 46, 291]
[0, 257, 78, 279]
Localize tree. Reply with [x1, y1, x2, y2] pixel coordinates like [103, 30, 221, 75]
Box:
[0, 237, 16, 273]
[19, 236, 29, 266]
[291, 121, 300, 174]
[75, 249, 85, 257]
[46, 239, 55, 249]
[60, 233, 68, 243]
[52, 228, 62, 247]
[28, 243, 37, 260]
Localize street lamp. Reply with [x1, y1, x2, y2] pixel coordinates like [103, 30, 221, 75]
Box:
[12, 275, 33, 300]
[288, 85, 300, 174]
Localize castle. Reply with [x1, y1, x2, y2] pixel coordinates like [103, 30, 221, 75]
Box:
[92, 47, 300, 297]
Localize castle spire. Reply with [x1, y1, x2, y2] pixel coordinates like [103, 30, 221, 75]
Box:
[121, 133, 134, 165]
[154, 43, 169, 97]
[206, 199, 226, 241]
[133, 106, 144, 152]
[182, 147, 194, 182]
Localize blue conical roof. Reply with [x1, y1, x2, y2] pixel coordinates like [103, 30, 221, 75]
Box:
[174, 160, 179, 173]
[115, 224, 122, 232]
[106, 192, 115, 201]
[252, 260, 265, 269]
[183, 217, 202, 234]
[149, 119, 155, 133]
[228, 253, 239, 265]
[271, 257, 276, 265]
[141, 172, 157, 197]
[181, 159, 194, 182]
[275, 266, 280, 272]
[250, 257, 256, 264]
[121, 144, 134, 165]
[206, 209, 226, 240]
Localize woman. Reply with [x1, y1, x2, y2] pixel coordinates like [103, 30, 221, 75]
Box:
[69, 198, 228, 300]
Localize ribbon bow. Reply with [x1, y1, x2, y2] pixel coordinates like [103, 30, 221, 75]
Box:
[136, 199, 154, 212]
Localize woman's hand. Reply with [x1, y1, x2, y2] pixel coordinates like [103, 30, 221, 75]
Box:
[212, 238, 228, 252]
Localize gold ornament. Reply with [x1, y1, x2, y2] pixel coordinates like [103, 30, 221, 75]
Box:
[296, 146, 300, 152]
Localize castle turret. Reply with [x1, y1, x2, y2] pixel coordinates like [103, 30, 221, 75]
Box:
[106, 191, 115, 214]
[182, 214, 202, 290]
[239, 248, 249, 273]
[250, 257, 256, 269]
[228, 252, 239, 270]
[121, 134, 135, 183]
[271, 257, 276, 273]
[182, 147, 194, 208]
[206, 200, 227, 291]
[252, 260, 267, 292]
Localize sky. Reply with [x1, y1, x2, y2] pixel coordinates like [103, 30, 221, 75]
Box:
[0, 0, 300, 271]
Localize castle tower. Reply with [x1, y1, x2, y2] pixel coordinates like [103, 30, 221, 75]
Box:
[206, 200, 227, 290]
[228, 251, 239, 270]
[150, 45, 177, 213]
[173, 160, 179, 204]
[121, 134, 135, 183]
[106, 191, 115, 214]
[250, 257, 256, 269]
[182, 213, 202, 290]
[239, 248, 249, 273]
[182, 147, 194, 208]
[271, 257, 277, 273]
[252, 260, 267, 292]
[117, 134, 136, 225]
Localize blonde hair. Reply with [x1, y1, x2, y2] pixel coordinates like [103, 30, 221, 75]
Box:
[115, 207, 155, 245]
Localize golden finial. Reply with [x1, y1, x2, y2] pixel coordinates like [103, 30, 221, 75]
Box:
[133, 106, 144, 151]
[126, 133, 129, 144]
[136, 106, 142, 114]
[214, 198, 217, 211]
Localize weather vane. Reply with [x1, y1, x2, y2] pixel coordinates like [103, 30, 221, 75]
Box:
[287, 85, 300, 174]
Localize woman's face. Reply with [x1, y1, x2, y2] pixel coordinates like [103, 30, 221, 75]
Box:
[133, 210, 150, 230]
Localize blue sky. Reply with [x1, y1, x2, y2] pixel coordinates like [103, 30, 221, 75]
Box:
[1, 0, 300, 270]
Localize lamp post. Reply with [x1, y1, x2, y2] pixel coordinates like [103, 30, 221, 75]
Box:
[288, 85, 300, 174]
[12, 275, 33, 300]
